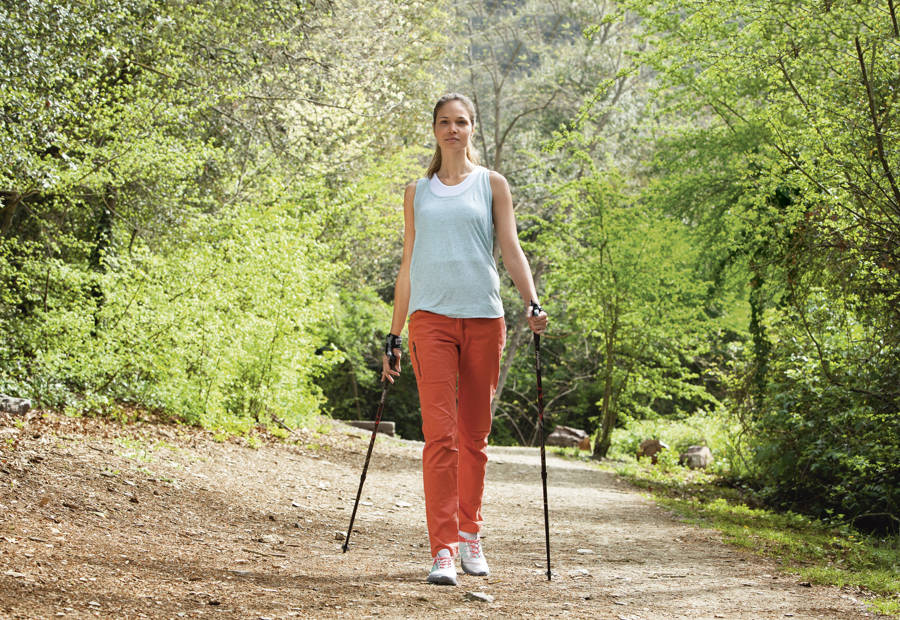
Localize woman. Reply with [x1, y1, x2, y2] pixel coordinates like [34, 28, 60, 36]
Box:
[381, 93, 548, 586]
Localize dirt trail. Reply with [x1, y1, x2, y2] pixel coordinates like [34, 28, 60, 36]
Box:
[0, 412, 874, 619]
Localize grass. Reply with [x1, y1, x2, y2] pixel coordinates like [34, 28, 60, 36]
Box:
[113, 436, 177, 463]
[604, 453, 900, 617]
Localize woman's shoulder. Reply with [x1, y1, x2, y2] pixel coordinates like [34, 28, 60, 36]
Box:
[404, 179, 427, 205]
[484, 168, 509, 189]
[406, 178, 428, 191]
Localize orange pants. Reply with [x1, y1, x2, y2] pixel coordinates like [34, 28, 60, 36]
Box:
[408, 310, 506, 558]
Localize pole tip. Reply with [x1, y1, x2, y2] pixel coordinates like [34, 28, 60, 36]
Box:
[342, 544, 348, 553]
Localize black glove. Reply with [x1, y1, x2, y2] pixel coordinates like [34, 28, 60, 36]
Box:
[384, 333, 402, 367]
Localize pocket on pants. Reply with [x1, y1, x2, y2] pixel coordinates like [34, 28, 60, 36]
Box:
[411, 340, 425, 381]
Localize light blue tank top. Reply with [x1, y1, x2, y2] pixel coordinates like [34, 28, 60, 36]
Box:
[408, 166, 504, 319]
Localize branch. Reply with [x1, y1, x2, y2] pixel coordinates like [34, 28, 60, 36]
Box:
[167, 268, 221, 302]
[495, 89, 561, 164]
[786, 274, 890, 402]
[270, 412, 293, 433]
[851, 511, 899, 525]
[855, 37, 900, 213]
[280, 51, 333, 70]
[495, 410, 529, 445]
[890, 0, 900, 37]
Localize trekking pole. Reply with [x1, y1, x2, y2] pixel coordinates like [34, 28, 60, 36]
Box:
[342, 345, 398, 553]
[531, 301, 552, 581]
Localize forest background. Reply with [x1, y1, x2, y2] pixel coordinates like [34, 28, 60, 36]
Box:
[1, 0, 897, 539]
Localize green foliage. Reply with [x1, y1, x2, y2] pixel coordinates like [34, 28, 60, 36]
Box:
[754, 294, 900, 527]
[310, 147, 434, 440]
[618, 0, 900, 530]
[2, 187, 345, 426]
[609, 411, 745, 477]
[538, 156, 722, 457]
[315, 286, 424, 440]
[0, 0, 449, 434]
[2, 0, 897, 545]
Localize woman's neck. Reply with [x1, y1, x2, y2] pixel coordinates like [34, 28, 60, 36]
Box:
[437, 152, 475, 184]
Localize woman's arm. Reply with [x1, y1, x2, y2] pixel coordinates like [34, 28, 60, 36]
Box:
[382, 182, 417, 382]
[491, 171, 548, 334]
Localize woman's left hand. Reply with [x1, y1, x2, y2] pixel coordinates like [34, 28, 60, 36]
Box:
[526, 304, 548, 334]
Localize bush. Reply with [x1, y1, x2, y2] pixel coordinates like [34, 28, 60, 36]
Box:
[608, 409, 745, 476]
[0, 196, 344, 432]
[751, 302, 900, 532]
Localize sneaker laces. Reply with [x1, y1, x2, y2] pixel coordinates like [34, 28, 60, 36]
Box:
[461, 538, 482, 559]
[433, 556, 454, 570]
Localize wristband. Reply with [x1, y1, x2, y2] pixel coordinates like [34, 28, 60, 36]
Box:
[384, 333, 402, 360]
[529, 300, 543, 317]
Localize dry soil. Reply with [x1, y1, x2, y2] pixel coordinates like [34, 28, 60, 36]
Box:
[0, 410, 876, 619]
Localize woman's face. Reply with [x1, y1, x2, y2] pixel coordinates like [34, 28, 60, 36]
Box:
[433, 99, 474, 154]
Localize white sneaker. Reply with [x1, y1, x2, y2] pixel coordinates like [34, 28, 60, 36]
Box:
[458, 533, 490, 576]
[427, 549, 457, 585]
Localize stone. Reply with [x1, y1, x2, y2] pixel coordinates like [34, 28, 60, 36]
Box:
[334, 531, 346, 541]
[636, 439, 669, 464]
[464, 591, 494, 603]
[0, 395, 31, 416]
[576, 548, 594, 554]
[546, 425, 589, 449]
[679, 445, 713, 469]
[345, 420, 395, 436]
[568, 568, 590, 577]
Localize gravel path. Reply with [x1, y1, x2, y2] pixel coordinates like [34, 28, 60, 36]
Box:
[0, 411, 874, 618]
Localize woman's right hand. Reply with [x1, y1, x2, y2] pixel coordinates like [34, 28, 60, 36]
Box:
[381, 351, 402, 383]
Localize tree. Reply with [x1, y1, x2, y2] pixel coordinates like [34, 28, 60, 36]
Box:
[622, 0, 900, 528]
[540, 156, 715, 458]
[0, 0, 450, 429]
[445, 0, 646, 432]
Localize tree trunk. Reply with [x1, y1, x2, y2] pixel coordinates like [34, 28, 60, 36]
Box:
[593, 323, 617, 460]
[1, 193, 20, 236]
[748, 263, 769, 414]
[89, 190, 115, 330]
[89, 195, 114, 272]
[348, 360, 363, 419]
[490, 267, 545, 420]
[490, 317, 531, 416]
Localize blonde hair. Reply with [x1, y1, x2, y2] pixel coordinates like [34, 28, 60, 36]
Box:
[426, 93, 480, 178]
